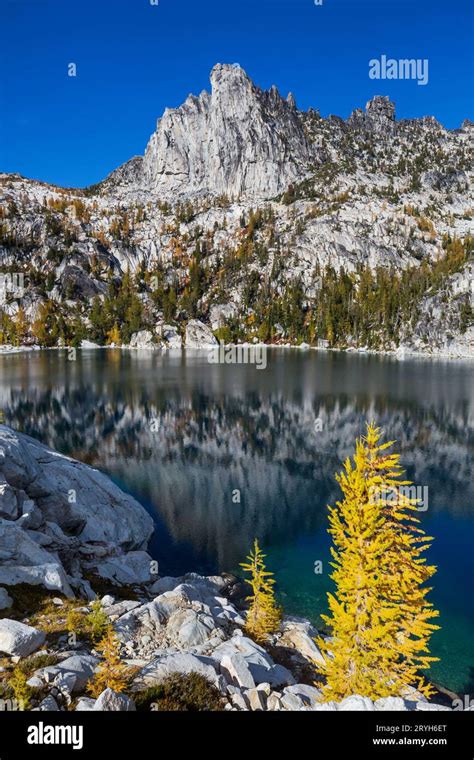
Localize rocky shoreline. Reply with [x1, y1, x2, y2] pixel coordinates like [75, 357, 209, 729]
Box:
[1, 326, 474, 362]
[0, 427, 467, 711]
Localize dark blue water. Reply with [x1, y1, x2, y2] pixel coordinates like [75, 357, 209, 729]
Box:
[0, 347, 472, 693]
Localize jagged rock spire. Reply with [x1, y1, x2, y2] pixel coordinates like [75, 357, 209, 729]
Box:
[139, 64, 312, 200]
[348, 95, 396, 134]
[365, 95, 396, 122]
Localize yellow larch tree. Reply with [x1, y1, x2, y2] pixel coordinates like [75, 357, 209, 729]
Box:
[317, 422, 440, 701]
[106, 323, 121, 346]
[240, 539, 282, 643]
[87, 627, 134, 698]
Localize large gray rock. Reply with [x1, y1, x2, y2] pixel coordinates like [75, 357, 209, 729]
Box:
[230, 691, 249, 711]
[212, 634, 295, 687]
[129, 331, 155, 349]
[26, 676, 44, 689]
[280, 690, 306, 711]
[114, 576, 238, 651]
[104, 599, 141, 620]
[338, 695, 375, 711]
[246, 687, 266, 711]
[150, 576, 180, 596]
[284, 683, 322, 708]
[0, 519, 63, 567]
[0, 426, 154, 597]
[0, 619, 45, 657]
[267, 692, 283, 711]
[37, 695, 60, 711]
[16, 499, 43, 530]
[415, 702, 452, 712]
[185, 320, 218, 349]
[75, 697, 96, 711]
[0, 426, 154, 549]
[266, 664, 296, 688]
[94, 688, 136, 711]
[158, 324, 182, 349]
[54, 671, 77, 703]
[312, 700, 338, 711]
[91, 551, 155, 586]
[36, 654, 98, 692]
[0, 558, 74, 597]
[375, 696, 408, 711]
[220, 653, 256, 689]
[173, 610, 215, 648]
[279, 617, 325, 665]
[113, 596, 172, 640]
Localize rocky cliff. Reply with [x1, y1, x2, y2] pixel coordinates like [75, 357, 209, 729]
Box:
[138, 64, 313, 200]
[0, 426, 154, 599]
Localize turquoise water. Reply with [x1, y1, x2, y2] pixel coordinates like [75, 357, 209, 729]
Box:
[0, 348, 472, 693]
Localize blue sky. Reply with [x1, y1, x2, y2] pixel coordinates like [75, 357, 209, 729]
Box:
[1, 0, 473, 188]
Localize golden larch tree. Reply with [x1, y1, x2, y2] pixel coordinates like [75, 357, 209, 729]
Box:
[106, 323, 121, 346]
[87, 627, 134, 698]
[317, 422, 440, 701]
[240, 539, 282, 643]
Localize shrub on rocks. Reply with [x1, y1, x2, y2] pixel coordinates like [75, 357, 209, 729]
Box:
[134, 672, 224, 712]
[7, 667, 34, 710]
[88, 600, 110, 641]
[66, 599, 109, 645]
[17, 652, 61, 678]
